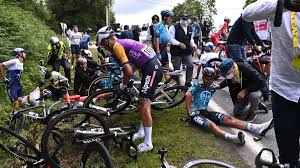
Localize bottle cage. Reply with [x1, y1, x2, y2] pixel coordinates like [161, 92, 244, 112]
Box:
[274, 0, 300, 27]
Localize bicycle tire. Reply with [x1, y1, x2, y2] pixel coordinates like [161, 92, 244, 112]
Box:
[84, 88, 131, 115]
[0, 126, 41, 161]
[80, 141, 114, 168]
[152, 85, 188, 110]
[88, 75, 122, 96]
[181, 158, 236, 168]
[41, 108, 110, 168]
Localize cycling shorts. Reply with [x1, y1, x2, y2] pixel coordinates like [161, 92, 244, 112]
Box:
[9, 83, 23, 102]
[139, 58, 163, 101]
[192, 110, 228, 127]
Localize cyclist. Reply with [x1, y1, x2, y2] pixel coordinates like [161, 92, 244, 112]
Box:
[185, 67, 273, 145]
[0, 48, 26, 109]
[226, 15, 266, 62]
[219, 58, 266, 121]
[80, 28, 92, 50]
[96, 26, 163, 152]
[154, 10, 174, 80]
[44, 69, 69, 100]
[74, 57, 100, 96]
[47, 36, 71, 81]
[243, 1, 300, 166]
[146, 14, 160, 47]
[194, 42, 219, 79]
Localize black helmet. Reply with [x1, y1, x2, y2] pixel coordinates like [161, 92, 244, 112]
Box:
[152, 14, 159, 21]
[161, 10, 174, 18]
[202, 67, 216, 77]
[45, 69, 52, 80]
[86, 28, 92, 33]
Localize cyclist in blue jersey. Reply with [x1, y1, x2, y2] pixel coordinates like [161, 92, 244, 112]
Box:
[154, 10, 174, 80]
[0, 48, 26, 109]
[80, 28, 92, 50]
[185, 67, 273, 145]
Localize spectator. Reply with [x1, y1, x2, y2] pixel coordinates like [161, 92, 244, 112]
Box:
[132, 25, 141, 41]
[147, 14, 160, 47]
[191, 16, 202, 48]
[70, 25, 82, 66]
[243, 1, 300, 167]
[200, 19, 211, 43]
[169, 14, 197, 87]
[120, 25, 133, 39]
[80, 28, 93, 50]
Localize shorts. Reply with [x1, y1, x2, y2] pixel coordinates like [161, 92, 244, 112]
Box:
[71, 45, 80, 54]
[9, 83, 23, 102]
[192, 110, 227, 127]
[139, 58, 163, 100]
[159, 45, 169, 66]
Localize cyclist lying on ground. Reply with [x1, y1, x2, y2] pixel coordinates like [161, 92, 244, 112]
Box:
[96, 26, 163, 152]
[43, 69, 69, 100]
[185, 67, 273, 145]
[0, 48, 26, 110]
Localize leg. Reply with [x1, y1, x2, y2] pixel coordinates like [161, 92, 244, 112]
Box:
[182, 54, 194, 86]
[272, 91, 300, 166]
[61, 59, 71, 81]
[226, 44, 243, 62]
[247, 91, 261, 115]
[233, 98, 249, 119]
[52, 60, 61, 72]
[194, 64, 202, 79]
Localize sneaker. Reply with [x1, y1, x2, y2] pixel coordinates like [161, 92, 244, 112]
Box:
[137, 143, 153, 153]
[259, 119, 274, 136]
[132, 132, 145, 141]
[237, 131, 245, 145]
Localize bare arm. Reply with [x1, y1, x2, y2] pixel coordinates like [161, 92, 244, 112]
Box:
[185, 92, 193, 117]
[0, 63, 6, 79]
[154, 37, 160, 54]
[122, 64, 133, 85]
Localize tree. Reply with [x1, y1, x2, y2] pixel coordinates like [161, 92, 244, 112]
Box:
[172, 0, 217, 22]
[46, 0, 115, 33]
[244, 0, 257, 8]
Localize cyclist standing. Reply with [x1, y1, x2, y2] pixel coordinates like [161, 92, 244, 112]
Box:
[243, 0, 300, 167]
[96, 26, 163, 152]
[0, 48, 26, 109]
[154, 10, 174, 80]
[47, 36, 71, 81]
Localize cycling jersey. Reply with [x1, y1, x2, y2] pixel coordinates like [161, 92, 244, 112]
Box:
[154, 23, 170, 47]
[113, 39, 156, 69]
[80, 34, 91, 49]
[187, 80, 216, 116]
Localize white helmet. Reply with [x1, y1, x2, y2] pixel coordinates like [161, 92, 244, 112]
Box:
[50, 36, 59, 45]
[82, 49, 92, 58]
[96, 26, 114, 44]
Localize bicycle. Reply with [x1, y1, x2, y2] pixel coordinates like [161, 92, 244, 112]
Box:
[41, 108, 137, 168]
[83, 70, 188, 116]
[0, 125, 114, 168]
[158, 148, 236, 168]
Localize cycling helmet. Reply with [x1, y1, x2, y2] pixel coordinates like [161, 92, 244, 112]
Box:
[152, 14, 160, 21]
[204, 42, 214, 51]
[12, 48, 25, 57]
[50, 36, 59, 45]
[161, 10, 174, 18]
[44, 69, 52, 80]
[202, 67, 216, 77]
[86, 28, 92, 33]
[81, 49, 92, 58]
[96, 26, 114, 44]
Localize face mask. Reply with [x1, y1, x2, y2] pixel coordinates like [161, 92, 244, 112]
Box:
[226, 72, 235, 79]
[180, 20, 189, 27]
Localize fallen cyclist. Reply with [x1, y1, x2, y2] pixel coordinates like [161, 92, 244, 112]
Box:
[185, 67, 273, 145]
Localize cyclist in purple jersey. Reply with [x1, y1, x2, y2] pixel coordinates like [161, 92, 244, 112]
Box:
[97, 26, 163, 153]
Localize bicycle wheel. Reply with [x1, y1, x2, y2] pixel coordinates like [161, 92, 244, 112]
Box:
[0, 126, 41, 162]
[80, 141, 114, 168]
[41, 108, 110, 168]
[152, 85, 188, 110]
[88, 75, 122, 96]
[84, 88, 131, 115]
[181, 159, 235, 168]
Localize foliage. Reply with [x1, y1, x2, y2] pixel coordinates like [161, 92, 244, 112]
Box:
[46, 0, 116, 32]
[172, 0, 217, 22]
[0, 3, 56, 124]
[244, 0, 258, 8]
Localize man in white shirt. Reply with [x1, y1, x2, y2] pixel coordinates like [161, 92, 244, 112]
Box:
[243, 0, 300, 167]
[169, 15, 197, 87]
[70, 25, 82, 66]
